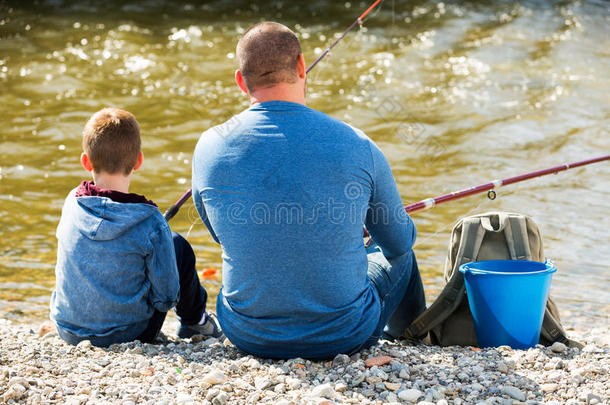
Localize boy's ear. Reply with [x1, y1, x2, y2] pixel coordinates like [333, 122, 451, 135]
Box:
[81, 153, 93, 172]
[133, 151, 144, 171]
[235, 69, 249, 94]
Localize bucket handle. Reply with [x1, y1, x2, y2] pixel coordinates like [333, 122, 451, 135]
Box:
[460, 260, 556, 275]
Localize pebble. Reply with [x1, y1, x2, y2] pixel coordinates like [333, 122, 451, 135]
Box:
[335, 382, 347, 392]
[550, 342, 567, 353]
[365, 355, 393, 367]
[0, 319, 606, 404]
[501, 386, 526, 401]
[212, 392, 229, 405]
[385, 382, 401, 391]
[254, 376, 272, 390]
[76, 340, 92, 350]
[202, 369, 226, 385]
[332, 353, 350, 366]
[311, 383, 335, 399]
[2, 384, 27, 401]
[398, 388, 423, 402]
[541, 383, 559, 393]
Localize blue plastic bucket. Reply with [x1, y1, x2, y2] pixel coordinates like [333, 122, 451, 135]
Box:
[459, 260, 556, 349]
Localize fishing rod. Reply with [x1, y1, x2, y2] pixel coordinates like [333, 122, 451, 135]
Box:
[403, 154, 610, 214]
[307, 0, 382, 74]
[164, 0, 384, 221]
[358, 154, 610, 238]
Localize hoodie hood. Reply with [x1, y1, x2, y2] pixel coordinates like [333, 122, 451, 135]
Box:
[59, 186, 162, 242]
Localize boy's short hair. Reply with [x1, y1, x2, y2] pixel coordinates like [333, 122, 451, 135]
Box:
[83, 108, 141, 175]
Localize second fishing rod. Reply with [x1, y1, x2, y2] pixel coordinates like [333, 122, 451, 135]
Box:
[164, 0, 383, 221]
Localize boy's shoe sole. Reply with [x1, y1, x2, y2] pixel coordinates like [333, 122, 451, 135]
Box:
[177, 312, 223, 339]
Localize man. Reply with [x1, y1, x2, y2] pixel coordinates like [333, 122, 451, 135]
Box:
[192, 22, 425, 359]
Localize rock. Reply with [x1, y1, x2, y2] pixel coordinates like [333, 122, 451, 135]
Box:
[587, 393, 602, 405]
[399, 368, 410, 379]
[2, 383, 27, 401]
[335, 382, 347, 392]
[205, 389, 220, 401]
[500, 386, 525, 402]
[212, 392, 229, 405]
[366, 375, 382, 384]
[352, 374, 365, 386]
[8, 376, 29, 387]
[311, 383, 335, 399]
[254, 376, 272, 390]
[176, 393, 193, 404]
[202, 370, 227, 385]
[541, 383, 559, 393]
[365, 356, 393, 367]
[384, 382, 401, 391]
[550, 342, 567, 353]
[38, 321, 56, 337]
[496, 361, 508, 373]
[245, 358, 261, 369]
[471, 383, 484, 392]
[398, 388, 423, 402]
[42, 331, 58, 340]
[332, 353, 350, 366]
[76, 340, 92, 350]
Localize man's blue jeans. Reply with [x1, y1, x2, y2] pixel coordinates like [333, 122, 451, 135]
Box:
[349, 242, 426, 353]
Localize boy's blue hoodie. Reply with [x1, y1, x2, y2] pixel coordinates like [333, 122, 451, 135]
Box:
[50, 182, 180, 338]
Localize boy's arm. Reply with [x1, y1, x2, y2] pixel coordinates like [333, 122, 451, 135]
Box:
[365, 140, 417, 259]
[146, 222, 180, 312]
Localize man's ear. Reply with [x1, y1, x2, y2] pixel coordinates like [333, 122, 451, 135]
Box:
[133, 151, 144, 171]
[296, 53, 306, 79]
[235, 69, 249, 94]
[81, 152, 93, 172]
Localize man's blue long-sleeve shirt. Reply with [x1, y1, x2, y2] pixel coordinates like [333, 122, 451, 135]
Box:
[193, 101, 416, 358]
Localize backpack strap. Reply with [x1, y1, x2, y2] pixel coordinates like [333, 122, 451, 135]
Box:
[502, 215, 581, 348]
[504, 215, 532, 260]
[540, 306, 584, 349]
[404, 218, 486, 340]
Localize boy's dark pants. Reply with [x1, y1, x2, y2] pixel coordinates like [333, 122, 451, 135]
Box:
[137, 232, 207, 343]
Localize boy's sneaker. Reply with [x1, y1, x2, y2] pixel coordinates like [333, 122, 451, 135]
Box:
[177, 312, 223, 339]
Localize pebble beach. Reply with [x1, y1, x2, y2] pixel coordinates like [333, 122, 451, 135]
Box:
[0, 319, 607, 405]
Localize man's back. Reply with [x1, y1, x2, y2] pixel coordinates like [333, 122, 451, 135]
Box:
[193, 100, 415, 358]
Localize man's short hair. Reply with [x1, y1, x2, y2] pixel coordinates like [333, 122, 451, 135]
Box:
[236, 22, 302, 92]
[82, 108, 141, 175]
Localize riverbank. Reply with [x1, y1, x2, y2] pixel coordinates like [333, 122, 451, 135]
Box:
[0, 319, 607, 404]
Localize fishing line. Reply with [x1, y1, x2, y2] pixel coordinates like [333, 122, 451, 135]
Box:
[164, 0, 385, 221]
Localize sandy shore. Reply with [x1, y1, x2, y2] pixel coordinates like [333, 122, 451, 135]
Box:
[0, 319, 607, 405]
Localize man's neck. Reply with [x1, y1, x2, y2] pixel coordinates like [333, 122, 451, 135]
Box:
[248, 83, 306, 105]
[92, 171, 132, 194]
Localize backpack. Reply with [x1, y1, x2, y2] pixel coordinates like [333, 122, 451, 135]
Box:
[404, 211, 581, 348]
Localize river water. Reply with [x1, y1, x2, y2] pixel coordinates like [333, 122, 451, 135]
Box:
[1, 0, 608, 330]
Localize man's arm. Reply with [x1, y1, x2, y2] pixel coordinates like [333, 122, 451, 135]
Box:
[365, 141, 416, 259]
[192, 139, 221, 244]
[146, 223, 180, 312]
[191, 185, 221, 244]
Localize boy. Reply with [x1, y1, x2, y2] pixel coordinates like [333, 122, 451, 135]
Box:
[50, 107, 221, 346]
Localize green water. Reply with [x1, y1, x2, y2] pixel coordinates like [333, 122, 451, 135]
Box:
[1, 0, 608, 329]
